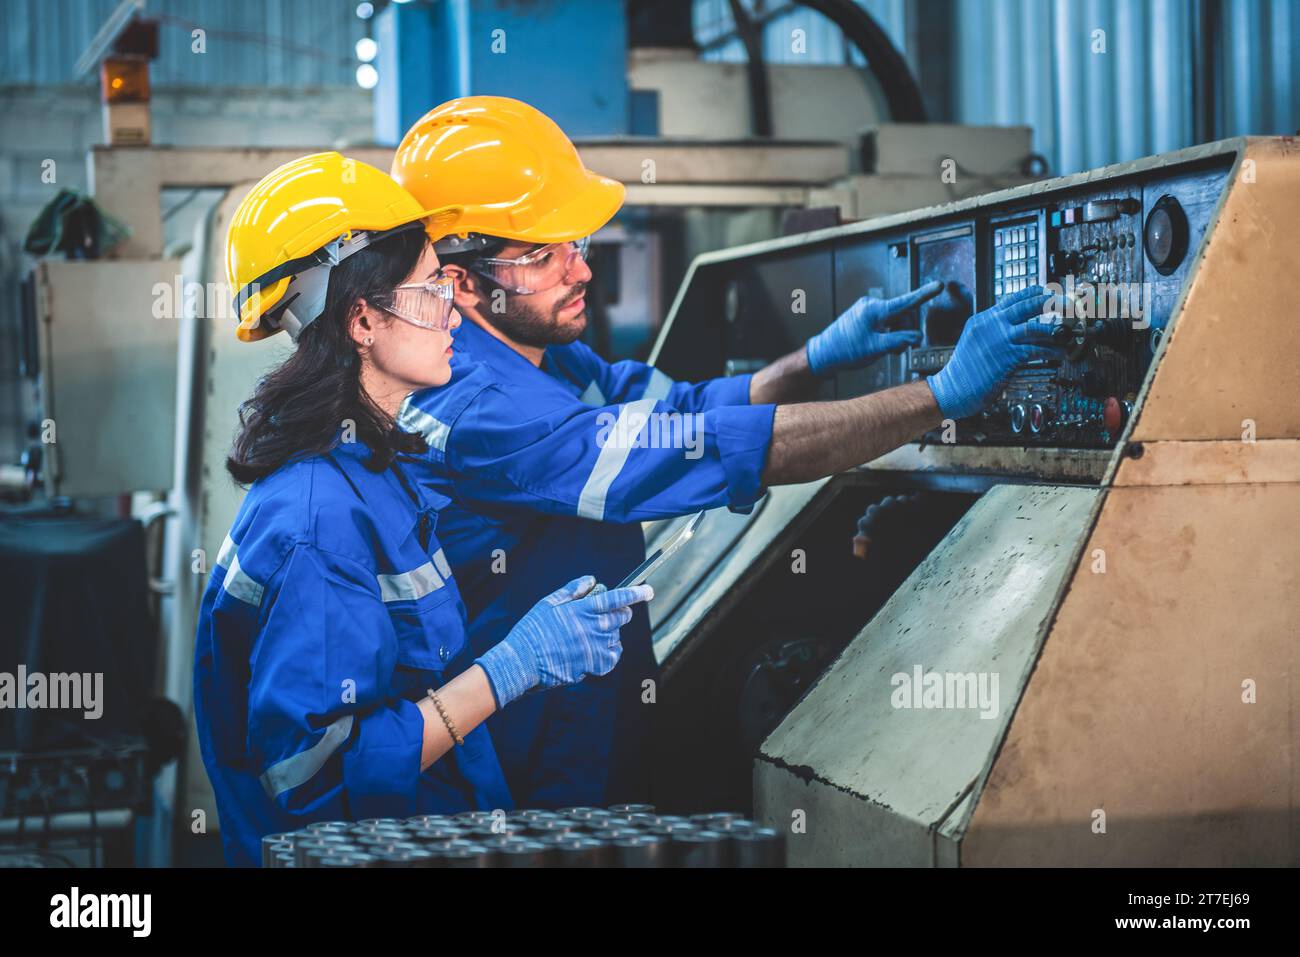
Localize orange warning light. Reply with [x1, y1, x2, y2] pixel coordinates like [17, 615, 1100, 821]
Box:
[101, 56, 150, 104]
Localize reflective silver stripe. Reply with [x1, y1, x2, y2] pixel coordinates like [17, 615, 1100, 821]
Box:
[377, 561, 444, 602]
[260, 714, 354, 799]
[217, 534, 237, 568]
[222, 551, 265, 607]
[431, 548, 452, 580]
[641, 368, 674, 402]
[396, 402, 450, 452]
[579, 381, 606, 406]
[577, 399, 655, 521]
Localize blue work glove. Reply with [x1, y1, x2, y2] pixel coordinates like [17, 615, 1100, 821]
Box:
[926, 285, 1063, 420]
[475, 576, 654, 708]
[805, 280, 944, 376]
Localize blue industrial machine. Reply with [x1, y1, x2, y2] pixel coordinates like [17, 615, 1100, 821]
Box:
[373, 0, 630, 144]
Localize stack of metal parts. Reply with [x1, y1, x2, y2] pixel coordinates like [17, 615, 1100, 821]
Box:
[261, 805, 785, 868]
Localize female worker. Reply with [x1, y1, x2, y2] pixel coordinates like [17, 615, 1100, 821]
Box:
[192, 152, 652, 867]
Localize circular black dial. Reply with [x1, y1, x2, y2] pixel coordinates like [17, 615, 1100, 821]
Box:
[1144, 195, 1189, 276]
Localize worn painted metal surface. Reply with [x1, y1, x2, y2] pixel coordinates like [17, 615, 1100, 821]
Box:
[755, 484, 1099, 866]
[651, 478, 832, 667]
[864, 444, 1110, 485]
[964, 483, 1300, 866]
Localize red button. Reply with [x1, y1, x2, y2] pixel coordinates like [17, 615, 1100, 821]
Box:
[1103, 396, 1123, 433]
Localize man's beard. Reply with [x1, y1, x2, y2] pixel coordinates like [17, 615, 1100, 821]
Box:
[486, 284, 587, 348]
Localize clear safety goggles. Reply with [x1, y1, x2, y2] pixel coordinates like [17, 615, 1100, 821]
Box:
[381, 275, 457, 332]
[471, 236, 591, 295]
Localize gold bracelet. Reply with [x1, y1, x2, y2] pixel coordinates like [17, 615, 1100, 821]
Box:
[427, 688, 464, 746]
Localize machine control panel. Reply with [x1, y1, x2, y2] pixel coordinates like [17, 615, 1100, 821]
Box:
[946, 192, 1150, 447]
[653, 150, 1231, 451]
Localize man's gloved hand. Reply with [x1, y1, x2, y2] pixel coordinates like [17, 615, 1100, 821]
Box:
[805, 280, 944, 377]
[926, 285, 1064, 420]
[475, 576, 654, 709]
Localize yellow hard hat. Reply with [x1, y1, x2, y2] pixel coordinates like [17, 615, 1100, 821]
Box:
[391, 96, 625, 253]
[226, 151, 461, 342]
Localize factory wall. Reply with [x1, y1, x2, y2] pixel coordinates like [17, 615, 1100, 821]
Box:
[955, 0, 1300, 175]
[697, 0, 1300, 176]
[0, 0, 363, 87]
[0, 0, 371, 467]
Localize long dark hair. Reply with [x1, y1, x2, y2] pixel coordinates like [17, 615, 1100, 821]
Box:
[227, 228, 428, 484]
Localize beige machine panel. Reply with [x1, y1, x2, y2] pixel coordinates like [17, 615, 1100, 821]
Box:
[1131, 139, 1300, 442]
[36, 259, 182, 498]
[964, 483, 1300, 866]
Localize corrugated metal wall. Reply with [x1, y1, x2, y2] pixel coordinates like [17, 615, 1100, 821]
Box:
[957, 0, 1300, 174]
[695, 0, 909, 63]
[0, 0, 361, 88]
[695, 0, 1300, 175]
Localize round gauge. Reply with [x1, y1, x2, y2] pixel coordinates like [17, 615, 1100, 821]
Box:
[1143, 195, 1189, 276]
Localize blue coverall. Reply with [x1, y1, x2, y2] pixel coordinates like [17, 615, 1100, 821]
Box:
[401, 319, 776, 807]
[193, 437, 512, 866]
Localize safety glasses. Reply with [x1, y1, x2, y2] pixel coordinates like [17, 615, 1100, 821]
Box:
[471, 236, 591, 295]
[381, 275, 457, 332]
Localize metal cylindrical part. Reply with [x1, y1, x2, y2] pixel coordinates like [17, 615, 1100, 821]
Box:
[670, 830, 729, 867]
[648, 816, 695, 833]
[611, 834, 670, 868]
[270, 850, 296, 869]
[453, 810, 499, 827]
[263, 842, 294, 868]
[507, 809, 555, 823]
[405, 815, 454, 828]
[587, 826, 642, 842]
[730, 827, 785, 867]
[369, 847, 438, 868]
[462, 822, 528, 840]
[262, 833, 298, 867]
[352, 833, 403, 850]
[302, 820, 353, 836]
[318, 852, 378, 868]
[607, 803, 655, 817]
[355, 817, 404, 829]
[495, 839, 552, 868]
[437, 844, 495, 868]
[526, 818, 580, 837]
[406, 826, 468, 845]
[556, 806, 605, 821]
[544, 836, 612, 867]
[295, 835, 357, 868]
[689, 812, 745, 830]
[350, 821, 408, 835]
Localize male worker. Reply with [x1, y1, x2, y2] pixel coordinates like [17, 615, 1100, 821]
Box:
[392, 96, 1062, 808]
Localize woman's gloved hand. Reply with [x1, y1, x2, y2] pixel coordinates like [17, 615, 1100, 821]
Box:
[926, 285, 1064, 420]
[475, 576, 654, 708]
[805, 280, 944, 376]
